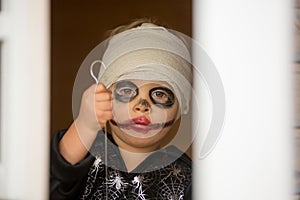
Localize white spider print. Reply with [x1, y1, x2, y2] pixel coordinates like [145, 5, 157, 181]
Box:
[162, 164, 185, 183]
[132, 175, 143, 188]
[107, 172, 127, 190]
[90, 155, 103, 174]
[132, 175, 146, 200]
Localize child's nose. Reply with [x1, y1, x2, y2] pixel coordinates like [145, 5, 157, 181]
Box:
[133, 99, 151, 113]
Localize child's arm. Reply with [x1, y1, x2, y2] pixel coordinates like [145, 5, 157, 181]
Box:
[58, 83, 113, 165]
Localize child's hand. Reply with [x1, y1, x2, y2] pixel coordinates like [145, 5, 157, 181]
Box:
[94, 83, 114, 128]
[77, 83, 113, 132]
[59, 83, 113, 164]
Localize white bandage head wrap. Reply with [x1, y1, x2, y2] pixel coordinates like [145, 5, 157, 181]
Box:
[98, 23, 192, 115]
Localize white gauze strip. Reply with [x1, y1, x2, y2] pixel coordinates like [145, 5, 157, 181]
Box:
[98, 23, 192, 114]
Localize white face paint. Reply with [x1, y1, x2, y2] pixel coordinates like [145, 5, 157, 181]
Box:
[109, 79, 179, 152]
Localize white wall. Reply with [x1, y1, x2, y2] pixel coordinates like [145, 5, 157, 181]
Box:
[0, 0, 50, 199]
[193, 0, 294, 199]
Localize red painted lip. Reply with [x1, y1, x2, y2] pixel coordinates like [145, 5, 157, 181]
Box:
[131, 116, 151, 126]
[110, 118, 175, 134]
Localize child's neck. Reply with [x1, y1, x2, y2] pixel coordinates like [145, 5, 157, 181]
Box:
[111, 132, 161, 172]
[119, 148, 151, 172]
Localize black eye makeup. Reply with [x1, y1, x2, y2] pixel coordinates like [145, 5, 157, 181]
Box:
[114, 81, 138, 103]
[149, 87, 175, 108]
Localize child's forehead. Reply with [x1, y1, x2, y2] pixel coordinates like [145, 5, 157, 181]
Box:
[113, 79, 173, 89]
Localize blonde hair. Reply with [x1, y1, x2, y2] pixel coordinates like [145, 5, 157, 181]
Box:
[107, 18, 169, 37]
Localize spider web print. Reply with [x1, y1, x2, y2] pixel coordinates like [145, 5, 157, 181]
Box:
[81, 166, 130, 199]
[146, 163, 191, 200]
[80, 133, 191, 199]
[81, 156, 105, 199]
[80, 161, 191, 200]
[102, 170, 129, 199]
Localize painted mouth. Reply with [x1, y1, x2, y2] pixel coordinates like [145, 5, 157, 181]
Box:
[131, 116, 151, 126]
[110, 116, 174, 134]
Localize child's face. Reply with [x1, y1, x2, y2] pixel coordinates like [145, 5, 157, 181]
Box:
[109, 79, 179, 152]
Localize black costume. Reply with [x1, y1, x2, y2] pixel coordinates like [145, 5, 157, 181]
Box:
[50, 130, 192, 200]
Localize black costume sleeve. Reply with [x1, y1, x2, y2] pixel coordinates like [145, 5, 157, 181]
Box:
[50, 130, 95, 200]
[184, 180, 192, 200]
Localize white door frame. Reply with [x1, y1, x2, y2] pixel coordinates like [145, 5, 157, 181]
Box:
[0, 0, 49, 199]
[193, 0, 293, 199]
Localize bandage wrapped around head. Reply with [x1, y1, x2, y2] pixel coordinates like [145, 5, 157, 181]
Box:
[98, 23, 192, 115]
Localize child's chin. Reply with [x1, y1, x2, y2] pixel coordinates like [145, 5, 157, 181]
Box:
[120, 128, 162, 138]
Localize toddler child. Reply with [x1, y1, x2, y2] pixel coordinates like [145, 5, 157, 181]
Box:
[51, 19, 193, 200]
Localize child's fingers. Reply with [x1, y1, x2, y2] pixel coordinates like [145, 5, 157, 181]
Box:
[96, 110, 113, 125]
[95, 83, 109, 94]
[95, 92, 112, 102]
[95, 101, 112, 111]
[92, 83, 114, 125]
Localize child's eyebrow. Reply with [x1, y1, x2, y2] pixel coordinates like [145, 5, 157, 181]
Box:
[115, 80, 138, 88]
